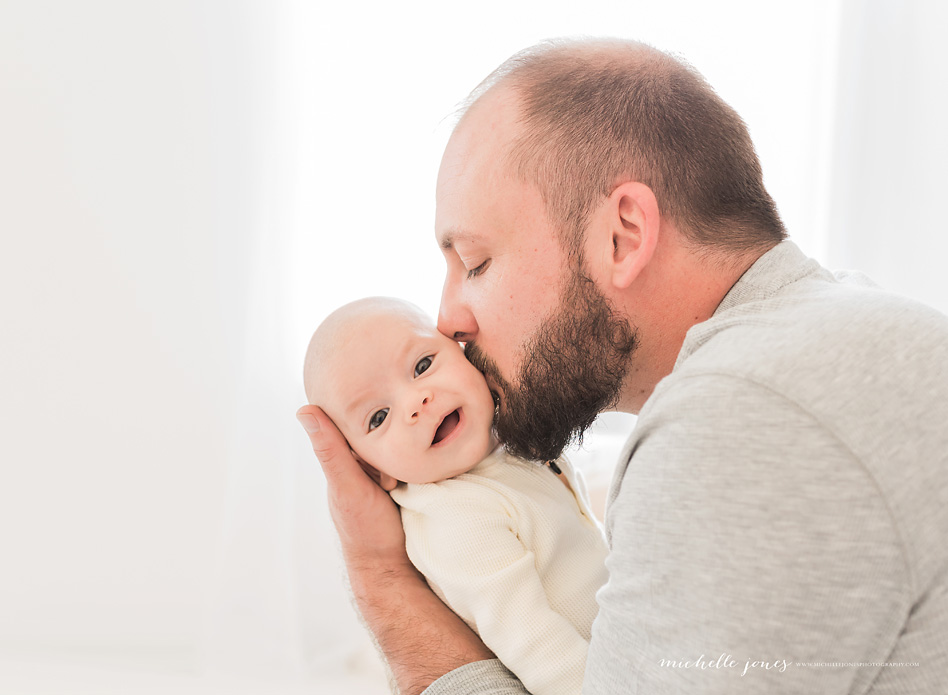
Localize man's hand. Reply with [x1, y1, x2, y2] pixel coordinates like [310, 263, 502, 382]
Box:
[296, 405, 408, 574]
[296, 405, 495, 694]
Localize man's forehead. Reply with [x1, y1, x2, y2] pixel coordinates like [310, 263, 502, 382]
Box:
[436, 88, 520, 194]
[435, 151, 514, 251]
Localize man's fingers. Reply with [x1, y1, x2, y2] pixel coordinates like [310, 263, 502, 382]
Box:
[296, 404, 408, 570]
[297, 405, 337, 457]
[297, 405, 366, 489]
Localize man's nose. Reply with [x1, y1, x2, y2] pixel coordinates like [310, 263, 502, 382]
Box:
[438, 277, 479, 343]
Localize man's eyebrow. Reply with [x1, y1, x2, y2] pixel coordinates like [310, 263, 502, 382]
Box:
[439, 227, 479, 251]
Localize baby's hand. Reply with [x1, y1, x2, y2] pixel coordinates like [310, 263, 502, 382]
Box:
[297, 405, 408, 573]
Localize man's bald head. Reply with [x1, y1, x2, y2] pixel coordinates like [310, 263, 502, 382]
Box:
[454, 38, 786, 257]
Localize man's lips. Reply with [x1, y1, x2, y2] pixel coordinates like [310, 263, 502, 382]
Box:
[431, 408, 462, 446]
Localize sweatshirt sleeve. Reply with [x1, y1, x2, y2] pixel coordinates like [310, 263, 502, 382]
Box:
[422, 659, 529, 695]
[402, 485, 590, 695]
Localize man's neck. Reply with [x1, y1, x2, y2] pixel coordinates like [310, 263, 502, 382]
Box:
[614, 244, 770, 414]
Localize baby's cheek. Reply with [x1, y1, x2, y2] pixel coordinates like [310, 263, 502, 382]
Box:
[368, 448, 404, 480]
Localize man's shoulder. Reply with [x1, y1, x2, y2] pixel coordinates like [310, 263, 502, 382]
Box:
[647, 278, 948, 469]
[675, 275, 948, 405]
[626, 276, 948, 579]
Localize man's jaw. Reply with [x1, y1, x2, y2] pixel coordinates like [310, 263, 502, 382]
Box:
[464, 342, 512, 403]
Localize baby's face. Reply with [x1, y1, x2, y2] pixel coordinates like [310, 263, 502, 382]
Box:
[320, 310, 496, 484]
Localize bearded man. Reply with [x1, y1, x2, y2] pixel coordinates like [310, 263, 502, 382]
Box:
[298, 38, 948, 694]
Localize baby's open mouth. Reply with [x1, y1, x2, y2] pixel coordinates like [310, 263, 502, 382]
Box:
[432, 409, 461, 445]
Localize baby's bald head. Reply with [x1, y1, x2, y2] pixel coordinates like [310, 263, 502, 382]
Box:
[303, 296, 432, 406]
[302, 296, 497, 484]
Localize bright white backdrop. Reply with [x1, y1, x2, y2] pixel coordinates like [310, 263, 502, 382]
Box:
[1, 1, 945, 693]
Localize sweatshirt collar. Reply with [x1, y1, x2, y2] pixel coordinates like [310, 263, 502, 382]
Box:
[673, 240, 818, 370]
[713, 240, 816, 316]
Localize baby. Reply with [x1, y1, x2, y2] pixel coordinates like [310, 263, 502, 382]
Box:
[304, 297, 608, 695]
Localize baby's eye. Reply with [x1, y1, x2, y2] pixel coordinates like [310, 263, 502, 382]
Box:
[414, 356, 434, 377]
[368, 408, 389, 431]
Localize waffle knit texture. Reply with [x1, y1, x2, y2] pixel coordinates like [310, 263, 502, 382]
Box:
[392, 448, 609, 695]
[422, 240, 948, 694]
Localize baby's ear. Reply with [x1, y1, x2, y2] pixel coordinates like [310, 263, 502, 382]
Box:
[377, 472, 399, 492]
[350, 448, 400, 492]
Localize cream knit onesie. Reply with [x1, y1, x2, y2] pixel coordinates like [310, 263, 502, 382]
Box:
[391, 448, 609, 695]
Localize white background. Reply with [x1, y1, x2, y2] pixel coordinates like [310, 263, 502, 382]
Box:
[1, 1, 945, 692]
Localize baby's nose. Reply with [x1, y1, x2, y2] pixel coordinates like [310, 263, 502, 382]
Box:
[409, 395, 431, 420]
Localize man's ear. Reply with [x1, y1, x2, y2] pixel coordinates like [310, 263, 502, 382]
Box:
[598, 181, 660, 289]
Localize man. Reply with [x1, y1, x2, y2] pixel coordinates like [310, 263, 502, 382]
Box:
[298, 38, 948, 693]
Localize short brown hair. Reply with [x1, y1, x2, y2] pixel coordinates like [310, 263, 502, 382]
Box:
[465, 39, 786, 256]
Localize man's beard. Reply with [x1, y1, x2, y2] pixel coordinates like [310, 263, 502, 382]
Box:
[465, 265, 638, 462]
